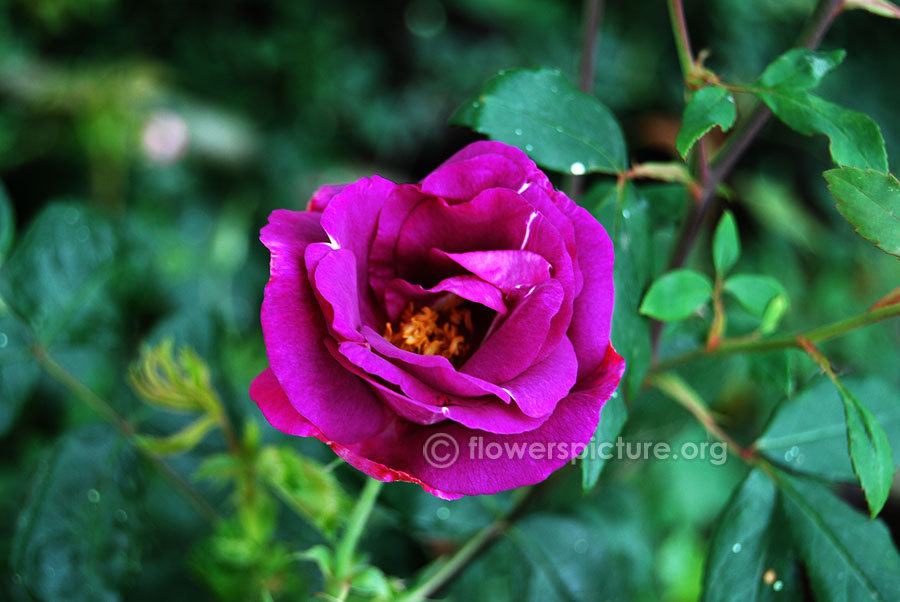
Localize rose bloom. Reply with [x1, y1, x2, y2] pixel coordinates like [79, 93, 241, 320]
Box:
[250, 141, 624, 499]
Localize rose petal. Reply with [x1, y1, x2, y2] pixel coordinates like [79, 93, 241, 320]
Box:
[500, 336, 578, 418]
[368, 184, 429, 301]
[432, 141, 553, 194]
[420, 154, 527, 202]
[306, 245, 366, 342]
[307, 184, 348, 212]
[429, 249, 551, 293]
[336, 341, 548, 434]
[261, 210, 388, 444]
[461, 279, 564, 383]
[383, 275, 506, 320]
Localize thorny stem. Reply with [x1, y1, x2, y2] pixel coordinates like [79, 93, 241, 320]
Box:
[666, 0, 844, 272]
[649, 300, 900, 373]
[30, 344, 220, 524]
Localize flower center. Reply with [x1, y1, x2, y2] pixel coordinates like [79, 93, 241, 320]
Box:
[383, 298, 474, 362]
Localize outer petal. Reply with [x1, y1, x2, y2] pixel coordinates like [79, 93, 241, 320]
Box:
[420, 154, 527, 202]
[431, 141, 553, 194]
[307, 184, 348, 212]
[563, 204, 616, 382]
[260, 210, 388, 444]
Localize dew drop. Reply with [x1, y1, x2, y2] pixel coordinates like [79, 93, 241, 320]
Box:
[570, 162, 586, 175]
[773, 580, 784, 592]
[731, 543, 742, 553]
[44, 566, 56, 578]
[573, 538, 589, 554]
[622, 209, 631, 219]
[115, 509, 129, 523]
[611, 391, 618, 398]
[472, 101, 480, 108]
[514, 128, 523, 136]
[436, 506, 450, 520]
[525, 144, 534, 152]
[555, 126, 564, 133]
[790, 445, 799, 456]
[87, 488, 101, 503]
[0, 333, 7, 348]
[550, 86, 559, 93]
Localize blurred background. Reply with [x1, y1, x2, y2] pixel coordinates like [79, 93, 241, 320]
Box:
[1, 0, 899, 600]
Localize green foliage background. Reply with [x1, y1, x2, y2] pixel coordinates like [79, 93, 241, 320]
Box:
[1, 0, 899, 600]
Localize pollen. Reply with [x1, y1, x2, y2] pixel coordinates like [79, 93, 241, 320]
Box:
[384, 300, 474, 362]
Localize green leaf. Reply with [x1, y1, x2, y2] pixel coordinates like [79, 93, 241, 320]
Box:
[136, 413, 219, 456]
[0, 182, 13, 264]
[712, 211, 740, 276]
[582, 392, 627, 492]
[450, 68, 627, 174]
[844, 0, 900, 19]
[824, 167, 900, 258]
[753, 91, 887, 171]
[835, 380, 894, 517]
[256, 445, 348, 536]
[723, 274, 787, 317]
[0, 313, 39, 437]
[588, 182, 652, 400]
[756, 378, 900, 481]
[702, 469, 801, 602]
[639, 269, 713, 322]
[778, 470, 900, 601]
[676, 86, 736, 158]
[757, 48, 846, 90]
[759, 295, 789, 334]
[11, 426, 143, 602]
[0, 202, 120, 346]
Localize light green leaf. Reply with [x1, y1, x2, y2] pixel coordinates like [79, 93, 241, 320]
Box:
[756, 378, 900, 482]
[136, 413, 219, 456]
[825, 167, 900, 258]
[712, 211, 740, 276]
[639, 269, 713, 322]
[759, 294, 789, 334]
[702, 469, 801, 602]
[256, 445, 348, 536]
[835, 380, 894, 517]
[723, 274, 787, 317]
[753, 91, 887, 171]
[757, 48, 846, 90]
[778, 471, 900, 601]
[582, 392, 627, 492]
[676, 86, 736, 158]
[450, 68, 627, 174]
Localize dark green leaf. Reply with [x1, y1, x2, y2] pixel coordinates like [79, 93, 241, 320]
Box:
[757, 48, 846, 90]
[11, 426, 143, 602]
[588, 182, 652, 400]
[0, 202, 120, 346]
[582, 392, 626, 492]
[0, 313, 39, 437]
[723, 274, 787, 317]
[676, 86, 736, 158]
[712, 211, 740, 276]
[702, 469, 802, 602]
[639, 269, 713, 322]
[825, 167, 900, 258]
[835, 380, 894, 516]
[0, 182, 13, 264]
[756, 378, 900, 481]
[778, 471, 900, 601]
[450, 68, 627, 174]
[753, 91, 887, 171]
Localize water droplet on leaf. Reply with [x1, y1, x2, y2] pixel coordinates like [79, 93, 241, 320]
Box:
[87, 488, 101, 503]
[570, 162, 586, 175]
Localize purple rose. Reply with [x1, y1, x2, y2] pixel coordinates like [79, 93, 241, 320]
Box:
[250, 141, 624, 499]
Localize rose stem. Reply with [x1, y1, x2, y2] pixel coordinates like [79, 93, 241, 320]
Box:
[329, 477, 385, 598]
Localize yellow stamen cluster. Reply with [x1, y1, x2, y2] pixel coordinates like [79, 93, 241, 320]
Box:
[384, 301, 474, 362]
